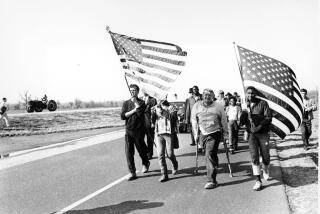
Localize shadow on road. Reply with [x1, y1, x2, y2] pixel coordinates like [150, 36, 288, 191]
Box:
[61, 200, 164, 214]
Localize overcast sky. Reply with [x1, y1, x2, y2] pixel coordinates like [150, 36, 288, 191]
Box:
[0, 0, 319, 103]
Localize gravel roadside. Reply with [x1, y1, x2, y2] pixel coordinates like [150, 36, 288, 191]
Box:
[275, 112, 318, 214]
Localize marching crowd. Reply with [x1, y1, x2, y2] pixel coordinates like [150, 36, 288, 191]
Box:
[120, 84, 317, 191]
[0, 84, 317, 190]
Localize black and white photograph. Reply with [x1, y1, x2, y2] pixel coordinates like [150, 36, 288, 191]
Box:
[0, 0, 318, 213]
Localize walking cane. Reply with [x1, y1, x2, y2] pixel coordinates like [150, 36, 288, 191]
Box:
[194, 135, 199, 174]
[193, 119, 200, 175]
[223, 139, 233, 177]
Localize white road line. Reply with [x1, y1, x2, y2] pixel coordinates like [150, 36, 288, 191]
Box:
[10, 129, 124, 157]
[56, 173, 133, 214]
[0, 130, 125, 170]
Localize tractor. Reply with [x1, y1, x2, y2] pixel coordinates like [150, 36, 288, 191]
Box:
[26, 95, 57, 113]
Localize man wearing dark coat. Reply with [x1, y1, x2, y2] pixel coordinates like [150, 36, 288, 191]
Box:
[142, 92, 157, 159]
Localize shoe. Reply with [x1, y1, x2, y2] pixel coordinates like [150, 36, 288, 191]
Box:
[172, 163, 178, 175]
[252, 181, 262, 191]
[159, 175, 169, 182]
[229, 147, 235, 154]
[231, 150, 235, 154]
[190, 142, 196, 146]
[127, 173, 137, 181]
[141, 161, 150, 173]
[262, 166, 270, 181]
[204, 182, 218, 189]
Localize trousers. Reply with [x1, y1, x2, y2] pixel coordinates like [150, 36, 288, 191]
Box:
[125, 133, 149, 174]
[200, 131, 221, 183]
[248, 132, 270, 175]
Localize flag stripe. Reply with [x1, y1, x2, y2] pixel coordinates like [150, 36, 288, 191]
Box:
[127, 65, 175, 83]
[141, 61, 182, 75]
[140, 87, 164, 100]
[257, 92, 301, 127]
[257, 96, 297, 131]
[293, 91, 303, 110]
[124, 65, 172, 88]
[142, 53, 185, 66]
[128, 61, 178, 80]
[270, 124, 286, 139]
[125, 75, 166, 99]
[142, 49, 186, 62]
[272, 117, 291, 135]
[291, 76, 299, 88]
[142, 58, 184, 71]
[141, 45, 187, 56]
[291, 91, 303, 114]
[244, 80, 303, 121]
[293, 86, 303, 104]
[125, 72, 170, 91]
[140, 40, 182, 51]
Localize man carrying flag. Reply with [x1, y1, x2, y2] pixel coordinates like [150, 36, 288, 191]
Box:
[107, 26, 187, 181]
[235, 44, 304, 190]
[244, 86, 272, 190]
[235, 44, 303, 139]
[121, 84, 150, 181]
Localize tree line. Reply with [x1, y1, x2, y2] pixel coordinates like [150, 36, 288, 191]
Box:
[7, 91, 123, 110]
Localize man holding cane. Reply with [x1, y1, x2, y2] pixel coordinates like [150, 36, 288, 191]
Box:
[191, 88, 228, 189]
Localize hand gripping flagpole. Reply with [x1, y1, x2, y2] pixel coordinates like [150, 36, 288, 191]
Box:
[106, 25, 132, 95]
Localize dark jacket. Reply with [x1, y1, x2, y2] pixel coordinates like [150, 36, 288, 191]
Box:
[185, 94, 202, 124]
[142, 96, 157, 127]
[121, 98, 146, 136]
[241, 99, 272, 134]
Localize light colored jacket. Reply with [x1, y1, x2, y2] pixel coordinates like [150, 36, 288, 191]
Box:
[152, 106, 178, 135]
[302, 96, 317, 121]
[226, 105, 242, 121]
[191, 101, 228, 138]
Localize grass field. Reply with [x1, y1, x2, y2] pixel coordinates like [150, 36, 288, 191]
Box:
[0, 108, 124, 137]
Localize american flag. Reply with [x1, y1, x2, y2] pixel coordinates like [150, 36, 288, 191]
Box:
[237, 45, 303, 139]
[108, 30, 187, 100]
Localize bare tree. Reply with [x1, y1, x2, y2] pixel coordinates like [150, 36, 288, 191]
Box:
[19, 91, 32, 108]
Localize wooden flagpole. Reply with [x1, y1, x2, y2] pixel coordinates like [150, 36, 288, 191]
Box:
[233, 42, 246, 95]
[106, 25, 132, 95]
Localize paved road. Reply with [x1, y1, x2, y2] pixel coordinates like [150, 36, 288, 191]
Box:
[0, 130, 290, 214]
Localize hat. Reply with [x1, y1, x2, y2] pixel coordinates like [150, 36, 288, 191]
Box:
[300, 88, 307, 93]
[193, 86, 199, 90]
[218, 90, 224, 94]
[226, 92, 232, 96]
[160, 100, 170, 107]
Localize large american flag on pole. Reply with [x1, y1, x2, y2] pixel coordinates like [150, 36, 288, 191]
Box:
[237, 45, 303, 139]
[108, 29, 187, 100]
